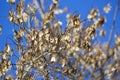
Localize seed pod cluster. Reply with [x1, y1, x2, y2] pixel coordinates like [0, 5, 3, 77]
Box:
[1, 0, 119, 80]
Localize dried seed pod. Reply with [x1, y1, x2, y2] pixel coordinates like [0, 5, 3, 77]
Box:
[87, 8, 99, 20]
[115, 35, 120, 45]
[9, 9, 14, 22]
[29, 75, 34, 80]
[17, 17, 23, 23]
[54, 8, 67, 14]
[60, 58, 67, 67]
[104, 3, 111, 13]
[7, 0, 15, 4]
[50, 2, 58, 11]
[95, 17, 106, 29]
[73, 15, 81, 26]
[20, 0, 24, 7]
[0, 52, 4, 56]
[34, 17, 39, 26]
[19, 27, 25, 36]
[103, 43, 109, 50]
[54, 20, 62, 28]
[28, 4, 37, 13]
[4, 44, 11, 53]
[17, 44, 22, 52]
[43, 12, 54, 24]
[16, 4, 23, 14]
[51, 53, 57, 62]
[109, 48, 114, 56]
[100, 29, 106, 36]
[5, 74, 14, 80]
[14, 30, 21, 42]
[85, 25, 96, 40]
[82, 40, 91, 50]
[53, 0, 59, 4]
[22, 12, 29, 22]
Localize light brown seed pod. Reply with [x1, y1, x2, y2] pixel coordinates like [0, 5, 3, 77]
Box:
[87, 8, 99, 20]
[22, 12, 29, 22]
[16, 4, 23, 14]
[104, 3, 111, 13]
[7, 0, 15, 4]
[100, 29, 106, 36]
[95, 17, 106, 29]
[115, 35, 120, 45]
[9, 10, 14, 22]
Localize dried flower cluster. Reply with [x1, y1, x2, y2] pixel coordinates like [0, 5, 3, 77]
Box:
[0, 0, 120, 80]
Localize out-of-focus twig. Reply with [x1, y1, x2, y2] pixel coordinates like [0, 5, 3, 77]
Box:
[108, 0, 120, 48]
[79, 56, 98, 79]
[39, 0, 44, 13]
[21, 52, 48, 79]
[33, 0, 44, 19]
[100, 0, 120, 79]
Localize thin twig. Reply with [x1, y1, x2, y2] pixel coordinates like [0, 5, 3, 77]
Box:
[21, 52, 48, 79]
[33, 0, 44, 19]
[79, 56, 98, 79]
[100, 0, 120, 79]
[107, 0, 120, 48]
[39, 0, 45, 13]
